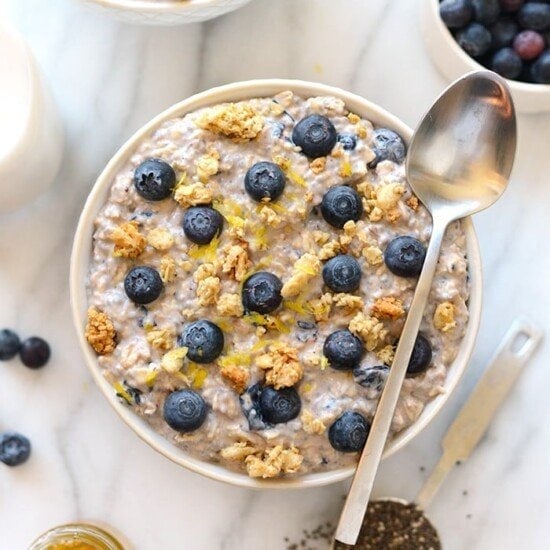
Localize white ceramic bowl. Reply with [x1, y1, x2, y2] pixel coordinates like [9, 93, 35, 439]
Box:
[81, 0, 254, 25]
[423, 0, 550, 113]
[70, 79, 482, 489]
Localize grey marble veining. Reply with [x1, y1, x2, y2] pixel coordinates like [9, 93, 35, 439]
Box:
[1, 0, 549, 548]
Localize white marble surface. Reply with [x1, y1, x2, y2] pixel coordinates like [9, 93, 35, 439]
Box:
[1, 0, 549, 548]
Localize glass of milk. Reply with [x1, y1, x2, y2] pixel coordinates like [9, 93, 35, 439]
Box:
[0, 21, 63, 214]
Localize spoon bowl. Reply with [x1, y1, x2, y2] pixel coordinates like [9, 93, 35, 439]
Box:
[407, 71, 516, 221]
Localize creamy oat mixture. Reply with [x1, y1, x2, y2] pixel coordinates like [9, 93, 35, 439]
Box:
[85, 92, 469, 478]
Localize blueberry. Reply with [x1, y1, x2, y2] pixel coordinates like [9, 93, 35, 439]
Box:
[368, 128, 406, 168]
[134, 158, 175, 201]
[456, 22, 493, 57]
[183, 206, 223, 245]
[323, 330, 364, 371]
[240, 383, 269, 430]
[0, 432, 31, 466]
[242, 272, 283, 314]
[124, 266, 163, 304]
[244, 161, 286, 202]
[322, 254, 362, 293]
[492, 47, 523, 77]
[471, 0, 501, 25]
[321, 186, 363, 229]
[337, 133, 358, 151]
[179, 320, 224, 363]
[500, 0, 525, 13]
[328, 411, 370, 453]
[407, 334, 433, 375]
[518, 2, 550, 30]
[532, 49, 550, 82]
[353, 365, 390, 391]
[439, 0, 473, 28]
[163, 389, 207, 432]
[489, 18, 519, 48]
[292, 115, 337, 159]
[0, 329, 21, 361]
[259, 386, 301, 424]
[19, 337, 50, 369]
[384, 236, 426, 277]
[513, 29, 545, 58]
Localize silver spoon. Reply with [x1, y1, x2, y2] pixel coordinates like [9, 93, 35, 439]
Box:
[335, 70, 517, 546]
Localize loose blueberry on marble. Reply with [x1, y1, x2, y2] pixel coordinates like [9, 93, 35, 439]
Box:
[456, 23, 493, 57]
[368, 128, 406, 168]
[384, 236, 426, 278]
[492, 47, 523, 78]
[183, 206, 223, 245]
[517, 2, 550, 31]
[337, 133, 358, 151]
[134, 158, 175, 201]
[471, 0, 501, 25]
[513, 29, 545, 59]
[124, 266, 164, 305]
[292, 114, 337, 159]
[322, 254, 362, 293]
[179, 320, 224, 364]
[353, 365, 390, 391]
[244, 161, 286, 202]
[240, 383, 269, 430]
[0, 432, 31, 466]
[439, 0, 473, 28]
[259, 386, 301, 424]
[328, 411, 370, 453]
[242, 272, 283, 314]
[19, 337, 50, 369]
[321, 185, 363, 229]
[323, 329, 364, 371]
[163, 389, 207, 432]
[532, 50, 550, 82]
[0, 329, 21, 361]
[490, 18, 519, 48]
[407, 334, 433, 375]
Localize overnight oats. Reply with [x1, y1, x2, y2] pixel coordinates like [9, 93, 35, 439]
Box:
[84, 92, 469, 479]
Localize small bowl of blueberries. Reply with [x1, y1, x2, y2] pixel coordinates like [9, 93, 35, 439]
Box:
[423, 0, 550, 112]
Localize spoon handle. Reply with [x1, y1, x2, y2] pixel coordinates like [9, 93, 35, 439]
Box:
[334, 215, 448, 546]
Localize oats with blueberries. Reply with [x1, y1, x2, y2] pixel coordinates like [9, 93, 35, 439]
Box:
[85, 91, 469, 478]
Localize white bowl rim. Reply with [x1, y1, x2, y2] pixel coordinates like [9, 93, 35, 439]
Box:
[70, 78, 482, 489]
[88, 0, 250, 15]
[426, 0, 550, 94]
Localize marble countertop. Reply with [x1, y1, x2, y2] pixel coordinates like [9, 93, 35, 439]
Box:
[1, 0, 549, 548]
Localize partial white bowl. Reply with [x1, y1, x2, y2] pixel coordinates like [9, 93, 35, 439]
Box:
[81, 0, 254, 25]
[70, 79, 482, 489]
[423, 0, 550, 113]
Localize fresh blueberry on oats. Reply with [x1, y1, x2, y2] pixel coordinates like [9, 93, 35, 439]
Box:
[471, 0, 501, 25]
[323, 330, 364, 371]
[337, 133, 358, 151]
[242, 272, 283, 314]
[292, 114, 337, 159]
[0, 432, 31, 466]
[384, 236, 426, 278]
[492, 47, 523, 78]
[439, 0, 473, 28]
[163, 389, 207, 432]
[244, 161, 286, 202]
[0, 329, 21, 361]
[456, 23, 493, 57]
[322, 254, 362, 293]
[124, 266, 164, 304]
[240, 383, 269, 430]
[517, 2, 550, 31]
[20, 337, 50, 369]
[490, 18, 519, 49]
[179, 320, 224, 363]
[321, 185, 363, 229]
[532, 50, 550, 82]
[259, 386, 301, 424]
[183, 206, 223, 245]
[134, 158, 175, 201]
[368, 128, 406, 168]
[407, 334, 433, 375]
[353, 365, 390, 391]
[328, 411, 370, 453]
